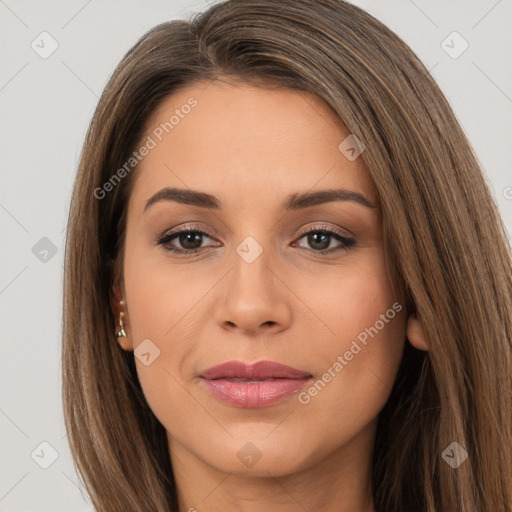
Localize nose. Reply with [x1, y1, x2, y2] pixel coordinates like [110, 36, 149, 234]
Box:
[213, 244, 292, 336]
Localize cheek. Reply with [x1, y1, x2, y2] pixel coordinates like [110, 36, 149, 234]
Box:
[293, 251, 406, 425]
[295, 248, 401, 345]
[123, 238, 208, 339]
[294, 310, 405, 461]
[122, 243, 216, 426]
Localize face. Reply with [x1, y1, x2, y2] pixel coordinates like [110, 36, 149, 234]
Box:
[117, 80, 407, 478]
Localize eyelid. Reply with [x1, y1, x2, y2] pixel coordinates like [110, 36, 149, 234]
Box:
[158, 222, 220, 241]
[295, 223, 353, 240]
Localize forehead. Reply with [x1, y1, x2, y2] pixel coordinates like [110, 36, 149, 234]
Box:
[127, 80, 377, 212]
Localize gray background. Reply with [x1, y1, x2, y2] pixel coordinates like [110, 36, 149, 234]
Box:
[0, 0, 511, 510]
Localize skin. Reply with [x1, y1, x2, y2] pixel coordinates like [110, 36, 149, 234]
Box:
[113, 79, 428, 512]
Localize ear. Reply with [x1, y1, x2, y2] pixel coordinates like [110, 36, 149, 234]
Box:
[111, 283, 134, 351]
[406, 313, 429, 351]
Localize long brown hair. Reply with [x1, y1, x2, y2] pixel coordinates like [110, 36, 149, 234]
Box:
[62, 1, 512, 510]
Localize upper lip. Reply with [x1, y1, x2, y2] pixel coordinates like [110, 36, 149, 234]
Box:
[200, 360, 313, 380]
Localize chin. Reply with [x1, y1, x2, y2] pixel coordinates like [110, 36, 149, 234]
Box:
[196, 433, 316, 477]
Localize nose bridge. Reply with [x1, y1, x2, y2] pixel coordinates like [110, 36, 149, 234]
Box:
[214, 230, 291, 333]
[230, 231, 275, 295]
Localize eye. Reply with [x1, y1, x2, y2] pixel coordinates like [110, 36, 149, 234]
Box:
[156, 225, 219, 255]
[292, 225, 355, 253]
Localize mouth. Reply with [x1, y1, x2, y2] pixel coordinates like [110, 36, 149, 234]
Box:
[219, 377, 282, 382]
[200, 360, 313, 380]
[199, 360, 313, 408]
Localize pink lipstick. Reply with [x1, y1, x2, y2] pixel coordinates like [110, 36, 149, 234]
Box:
[199, 360, 313, 408]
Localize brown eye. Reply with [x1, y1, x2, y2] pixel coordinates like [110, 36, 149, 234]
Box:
[156, 227, 219, 255]
[293, 227, 355, 253]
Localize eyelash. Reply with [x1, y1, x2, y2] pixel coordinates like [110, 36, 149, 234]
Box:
[155, 223, 356, 257]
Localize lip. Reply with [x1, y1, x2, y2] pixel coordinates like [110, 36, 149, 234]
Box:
[199, 360, 313, 408]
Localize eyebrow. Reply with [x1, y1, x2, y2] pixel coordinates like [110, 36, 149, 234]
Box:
[143, 187, 377, 212]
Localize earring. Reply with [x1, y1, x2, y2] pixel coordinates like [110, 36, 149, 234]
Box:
[117, 313, 127, 338]
[116, 299, 127, 338]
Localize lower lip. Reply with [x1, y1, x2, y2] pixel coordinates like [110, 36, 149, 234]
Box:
[201, 378, 312, 408]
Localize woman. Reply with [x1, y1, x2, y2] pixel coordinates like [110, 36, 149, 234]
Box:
[62, 0, 512, 510]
